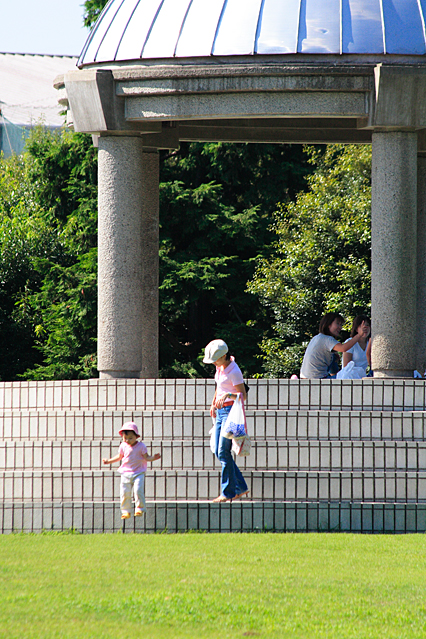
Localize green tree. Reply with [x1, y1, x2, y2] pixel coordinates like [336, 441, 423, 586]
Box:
[83, 0, 106, 28]
[158, 142, 311, 377]
[0, 127, 99, 381]
[248, 144, 372, 378]
[20, 128, 98, 380]
[2, 127, 310, 381]
[0, 152, 62, 380]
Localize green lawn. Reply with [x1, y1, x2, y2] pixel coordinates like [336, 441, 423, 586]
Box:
[0, 532, 425, 639]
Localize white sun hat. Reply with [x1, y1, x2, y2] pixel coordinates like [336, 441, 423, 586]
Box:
[203, 339, 228, 364]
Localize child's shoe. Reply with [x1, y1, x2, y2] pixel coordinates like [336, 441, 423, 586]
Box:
[134, 509, 145, 516]
[121, 511, 131, 519]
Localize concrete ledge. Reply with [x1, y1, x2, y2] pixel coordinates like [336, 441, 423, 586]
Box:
[2, 469, 426, 503]
[0, 379, 425, 411]
[1, 408, 425, 441]
[1, 439, 426, 472]
[1, 501, 425, 534]
[2, 378, 426, 534]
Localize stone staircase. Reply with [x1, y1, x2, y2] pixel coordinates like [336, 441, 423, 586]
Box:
[1, 378, 426, 533]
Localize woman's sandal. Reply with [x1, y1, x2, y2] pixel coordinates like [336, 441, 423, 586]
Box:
[212, 495, 229, 502]
[233, 490, 249, 500]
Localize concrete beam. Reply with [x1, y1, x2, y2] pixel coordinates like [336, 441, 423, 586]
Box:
[138, 125, 180, 150]
[125, 91, 368, 122]
[179, 117, 365, 129]
[64, 68, 160, 134]
[116, 72, 372, 97]
[112, 63, 374, 85]
[178, 124, 371, 144]
[62, 64, 374, 135]
[372, 65, 426, 129]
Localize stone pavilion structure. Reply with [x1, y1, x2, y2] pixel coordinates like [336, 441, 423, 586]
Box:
[3, 1, 426, 534]
[56, 0, 426, 380]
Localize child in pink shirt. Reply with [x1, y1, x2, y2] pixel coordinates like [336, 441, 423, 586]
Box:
[102, 422, 161, 520]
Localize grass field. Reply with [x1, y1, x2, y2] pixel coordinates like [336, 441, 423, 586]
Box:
[1, 532, 426, 639]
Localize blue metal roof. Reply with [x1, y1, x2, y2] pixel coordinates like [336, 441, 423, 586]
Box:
[78, 0, 426, 66]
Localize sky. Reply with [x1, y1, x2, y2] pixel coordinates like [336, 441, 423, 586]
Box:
[1, 0, 90, 57]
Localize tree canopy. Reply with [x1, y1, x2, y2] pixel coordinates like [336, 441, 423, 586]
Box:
[0, 128, 98, 381]
[248, 144, 372, 377]
[83, 0, 105, 28]
[158, 142, 311, 377]
[0, 123, 312, 380]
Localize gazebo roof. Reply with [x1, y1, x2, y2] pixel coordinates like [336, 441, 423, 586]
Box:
[78, 0, 426, 67]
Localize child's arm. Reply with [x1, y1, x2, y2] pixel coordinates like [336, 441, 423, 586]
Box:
[102, 453, 121, 465]
[142, 452, 161, 462]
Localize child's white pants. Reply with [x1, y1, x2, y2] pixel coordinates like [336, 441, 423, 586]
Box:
[120, 472, 146, 514]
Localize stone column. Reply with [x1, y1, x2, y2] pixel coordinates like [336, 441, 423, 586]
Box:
[97, 136, 159, 378]
[371, 131, 417, 377]
[417, 148, 426, 374]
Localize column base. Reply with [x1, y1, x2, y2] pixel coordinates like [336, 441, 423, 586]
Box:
[373, 370, 414, 379]
[99, 370, 142, 379]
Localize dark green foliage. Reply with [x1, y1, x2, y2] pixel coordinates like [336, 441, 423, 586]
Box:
[20, 250, 98, 380]
[25, 127, 98, 244]
[83, 0, 106, 29]
[0, 127, 98, 381]
[1, 127, 311, 380]
[20, 129, 98, 380]
[158, 142, 311, 377]
[0, 152, 61, 380]
[248, 144, 372, 377]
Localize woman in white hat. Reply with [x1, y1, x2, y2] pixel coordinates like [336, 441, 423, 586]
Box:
[203, 339, 249, 502]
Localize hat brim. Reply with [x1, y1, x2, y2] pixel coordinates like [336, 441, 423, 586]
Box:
[118, 428, 140, 436]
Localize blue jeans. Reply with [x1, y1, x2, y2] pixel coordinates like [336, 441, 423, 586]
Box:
[214, 405, 248, 500]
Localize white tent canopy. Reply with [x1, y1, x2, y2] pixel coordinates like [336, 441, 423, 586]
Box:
[0, 53, 78, 155]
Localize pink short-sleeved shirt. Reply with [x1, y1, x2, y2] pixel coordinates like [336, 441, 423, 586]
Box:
[118, 440, 148, 475]
[215, 357, 244, 397]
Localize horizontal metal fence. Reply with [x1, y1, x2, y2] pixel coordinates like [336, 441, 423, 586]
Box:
[2, 501, 426, 534]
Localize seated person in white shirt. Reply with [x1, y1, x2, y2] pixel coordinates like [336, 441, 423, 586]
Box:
[342, 314, 371, 376]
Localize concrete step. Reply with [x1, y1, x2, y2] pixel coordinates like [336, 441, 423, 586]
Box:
[2, 409, 426, 441]
[2, 439, 426, 472]
[2, 469, 426, 503]
[2, 378, 426, 535]
[1, 378, 426, 411]
[2, 500, 426, 533]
